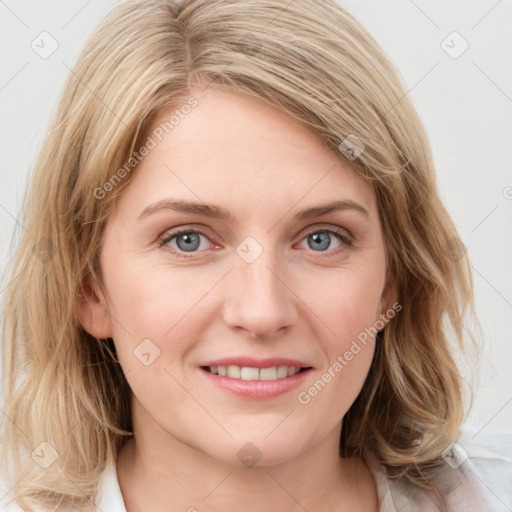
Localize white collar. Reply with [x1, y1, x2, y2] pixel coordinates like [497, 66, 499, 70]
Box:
[95, 463, 127, 512]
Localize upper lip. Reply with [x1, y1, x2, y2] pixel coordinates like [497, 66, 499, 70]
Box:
[200, 357, 313, 369]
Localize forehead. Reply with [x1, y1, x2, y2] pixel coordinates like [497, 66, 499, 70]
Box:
[115, 86, 376, 222]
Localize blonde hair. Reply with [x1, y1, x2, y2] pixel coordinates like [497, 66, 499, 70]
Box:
[1, 0, 478, 509]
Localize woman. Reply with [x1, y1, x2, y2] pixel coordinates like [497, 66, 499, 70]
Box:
[0, 0, 496, 510]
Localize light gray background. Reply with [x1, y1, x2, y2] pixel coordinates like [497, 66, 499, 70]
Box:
[1, 0, 511, 445]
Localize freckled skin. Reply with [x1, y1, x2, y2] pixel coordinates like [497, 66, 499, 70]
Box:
[79, 87, 392, 511]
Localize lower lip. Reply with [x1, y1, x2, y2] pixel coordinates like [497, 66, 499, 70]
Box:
[199, 367, 313, 399]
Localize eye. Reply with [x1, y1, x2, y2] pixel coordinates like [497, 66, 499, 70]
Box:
[159, 228, 214, 258]
[297, 226, 354, 255]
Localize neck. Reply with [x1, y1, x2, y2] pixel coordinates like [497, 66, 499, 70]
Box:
[116, 399, 377, 512]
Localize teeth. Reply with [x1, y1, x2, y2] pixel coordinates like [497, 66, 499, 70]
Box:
[241, 367, 259, 380]
[206, 365, 302, 380]
[227, 365, 240, 378]
[277, 366, 289, 378]
[259, 367, 278, 380]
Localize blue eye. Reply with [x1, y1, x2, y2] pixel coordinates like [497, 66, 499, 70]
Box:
[299, 228, 353, 253]
[159, 229, 211, 256]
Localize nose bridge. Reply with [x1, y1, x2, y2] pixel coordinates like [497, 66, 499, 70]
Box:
[222, 234, 297, 337]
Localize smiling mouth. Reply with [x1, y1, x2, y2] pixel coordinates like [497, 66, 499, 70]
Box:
[200, 365, 312, 381]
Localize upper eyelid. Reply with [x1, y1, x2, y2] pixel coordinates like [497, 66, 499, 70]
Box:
[159, 225, 216, 243]
[301, 224, 352, 239]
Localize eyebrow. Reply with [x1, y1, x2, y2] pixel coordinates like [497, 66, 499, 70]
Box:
[137, 198, 369, 223]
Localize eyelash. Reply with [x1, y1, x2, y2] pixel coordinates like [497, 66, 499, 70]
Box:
[158, 225, 355, 260]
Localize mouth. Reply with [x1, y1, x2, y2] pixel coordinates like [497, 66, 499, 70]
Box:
[200, 365, 313, 381]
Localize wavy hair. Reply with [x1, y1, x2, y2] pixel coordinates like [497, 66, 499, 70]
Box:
[1, 0, 478, 509]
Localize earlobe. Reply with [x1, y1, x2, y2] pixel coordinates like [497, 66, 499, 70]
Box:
[75, 273, 113, 339]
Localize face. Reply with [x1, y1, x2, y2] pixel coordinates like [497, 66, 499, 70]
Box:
[79, 86, 395, 467]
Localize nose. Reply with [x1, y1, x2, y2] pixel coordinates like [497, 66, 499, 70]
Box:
[221, 244, 298, 339]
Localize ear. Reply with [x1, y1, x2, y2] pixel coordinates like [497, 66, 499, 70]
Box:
[378, 271, 399, 328]
[76, 273, 113, 339]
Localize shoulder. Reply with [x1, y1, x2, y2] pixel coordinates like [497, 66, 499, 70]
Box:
[363, 441, 504, 512]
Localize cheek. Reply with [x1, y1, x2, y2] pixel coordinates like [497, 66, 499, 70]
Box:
[298, 278, 379, 417]
[103, 260, 220, 374]
[312, 264, 385, 342]
[105, 259, 210, 331]
[304, 265, 383, 398]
